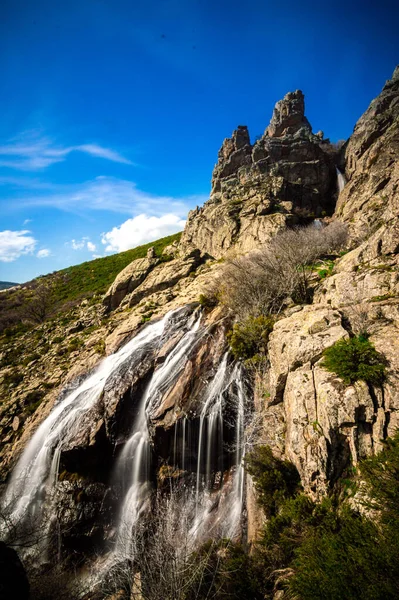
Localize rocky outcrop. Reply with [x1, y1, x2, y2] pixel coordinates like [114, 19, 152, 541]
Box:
[103, 248, 159, 311]
[265, 90, 312, 138]
[336, 66, 399, 243]
[180, 90, 337, 259]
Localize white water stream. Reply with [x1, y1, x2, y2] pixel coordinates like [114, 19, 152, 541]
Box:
[336, 167, 346, 193]
[0, 315, 169, 540]
[1, 304, 248, 568]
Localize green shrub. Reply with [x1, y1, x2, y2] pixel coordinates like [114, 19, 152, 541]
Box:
[22, 352, 40, 366]
[245, 446, 300, 517]
[290, 507, 398, 600]
[67, 337, 84, 352]
[187, 540, 262, 600]
[244, 435, 399, 600]
[94, 339, 106, 356]
[227, 315, 274, 361]
[322, 336, 386, 385]
[2, 369, 23, 387]
[198, 293, 217, 309]
[24, 389, 45, 414]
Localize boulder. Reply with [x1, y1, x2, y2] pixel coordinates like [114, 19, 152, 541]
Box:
[103, 255, 158, 311]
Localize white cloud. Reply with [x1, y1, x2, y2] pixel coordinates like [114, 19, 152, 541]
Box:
[0, 230, 37, 262]
[70, 237, 88, 250]
[101, 213, 186, 253]
[0, 131, 133, 171]
[87, 241, 96, 252]
[37, 248, 51, 258]
[92, 254, 102, 259]
[23, 218, 32, 225]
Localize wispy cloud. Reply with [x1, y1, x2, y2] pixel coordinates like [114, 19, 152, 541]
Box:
[37, 248, 51, 258]
[0, 131, 133, 171]
[5, 175, 206, 217]
[68, 237, 97, 252]
[0, 230, 37, 262]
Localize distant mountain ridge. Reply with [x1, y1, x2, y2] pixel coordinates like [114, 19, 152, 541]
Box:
[0, 281, 18, 291]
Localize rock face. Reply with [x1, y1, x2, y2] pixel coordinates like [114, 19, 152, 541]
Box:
[103, 251, 159, 311]
[336, 66, 399, 243]
[1, 67, 399, 591]
[180, 90, 337, 259]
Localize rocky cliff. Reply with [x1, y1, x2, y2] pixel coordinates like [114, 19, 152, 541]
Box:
[1, 67, 399, 598]
[180, 89, 338, 259]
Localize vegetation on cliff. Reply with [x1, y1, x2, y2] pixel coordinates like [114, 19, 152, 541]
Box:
[241, 435, 399, 599]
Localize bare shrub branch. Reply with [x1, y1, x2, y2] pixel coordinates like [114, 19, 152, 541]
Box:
[219, 222, 348, 319]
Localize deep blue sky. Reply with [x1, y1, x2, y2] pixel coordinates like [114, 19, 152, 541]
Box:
[0, 0, 398, 282]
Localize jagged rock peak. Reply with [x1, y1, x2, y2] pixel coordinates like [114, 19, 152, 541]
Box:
[266, 89, 312, 138]
[217, 125, 251, 162]
[391, 64, 399, 81]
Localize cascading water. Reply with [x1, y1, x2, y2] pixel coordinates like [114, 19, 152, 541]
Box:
[113, 310, 202, 561]
[336, 167, 346, 193]
[0, 314, 170, 547]
[1, 300, 249, 583]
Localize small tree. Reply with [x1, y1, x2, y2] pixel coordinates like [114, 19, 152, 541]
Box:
[21, 280, 58, 324]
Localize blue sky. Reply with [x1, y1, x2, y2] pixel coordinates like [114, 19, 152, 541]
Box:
[0, 0, 398, 283]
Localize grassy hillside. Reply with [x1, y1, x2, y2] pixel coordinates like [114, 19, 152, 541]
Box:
[46, 232, 181, 303]
[0, 232, 181, 334]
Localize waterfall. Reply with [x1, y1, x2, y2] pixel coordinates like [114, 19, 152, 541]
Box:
[336, 167, 346, 193]
[113, 311, 202, 561]
[0, 314, 170, 544]
[2, 300, 249, 575]
[190, 357, 246, 542]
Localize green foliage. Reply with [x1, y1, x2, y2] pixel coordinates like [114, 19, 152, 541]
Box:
[24, 389, 45, 414]
[67, 337, 84, 353]
[187, 540, 263, 600]
[2, 369, 23, 387]
[227, 315, 274, 361]
[317, 259, 335, 279]
[322, 336, 387, 385]
[245, 446, 300, 517]
[361, 433, 399, 525]
[94, 339, 106, 356]
[290, 507, 398, 600]
[244, 436, 399, 600]
[198, 293, 217, 309]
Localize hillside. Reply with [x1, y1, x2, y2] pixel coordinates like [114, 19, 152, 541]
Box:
[0, 282, 18, 291]
[0, 232, 181, 334]
[0, 68, 399, 600]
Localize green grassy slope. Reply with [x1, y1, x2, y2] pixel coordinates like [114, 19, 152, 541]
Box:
[48, 232, 182, 303]
[0, 232, 181, 333]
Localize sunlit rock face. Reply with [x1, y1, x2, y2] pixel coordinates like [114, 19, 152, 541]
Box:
[180, 90, 337, 259]
[336, 66, 399, 243]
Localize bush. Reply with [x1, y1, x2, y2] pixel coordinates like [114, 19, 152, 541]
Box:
[245, 446, 300, 517]
[220, 222, 348, 319]
[2, 369, 23, 387]
[322, 336, 387, 385]
[290, 506, 398, 600]
[24, 390, 45, 414]
[227, 315, 274, 361]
